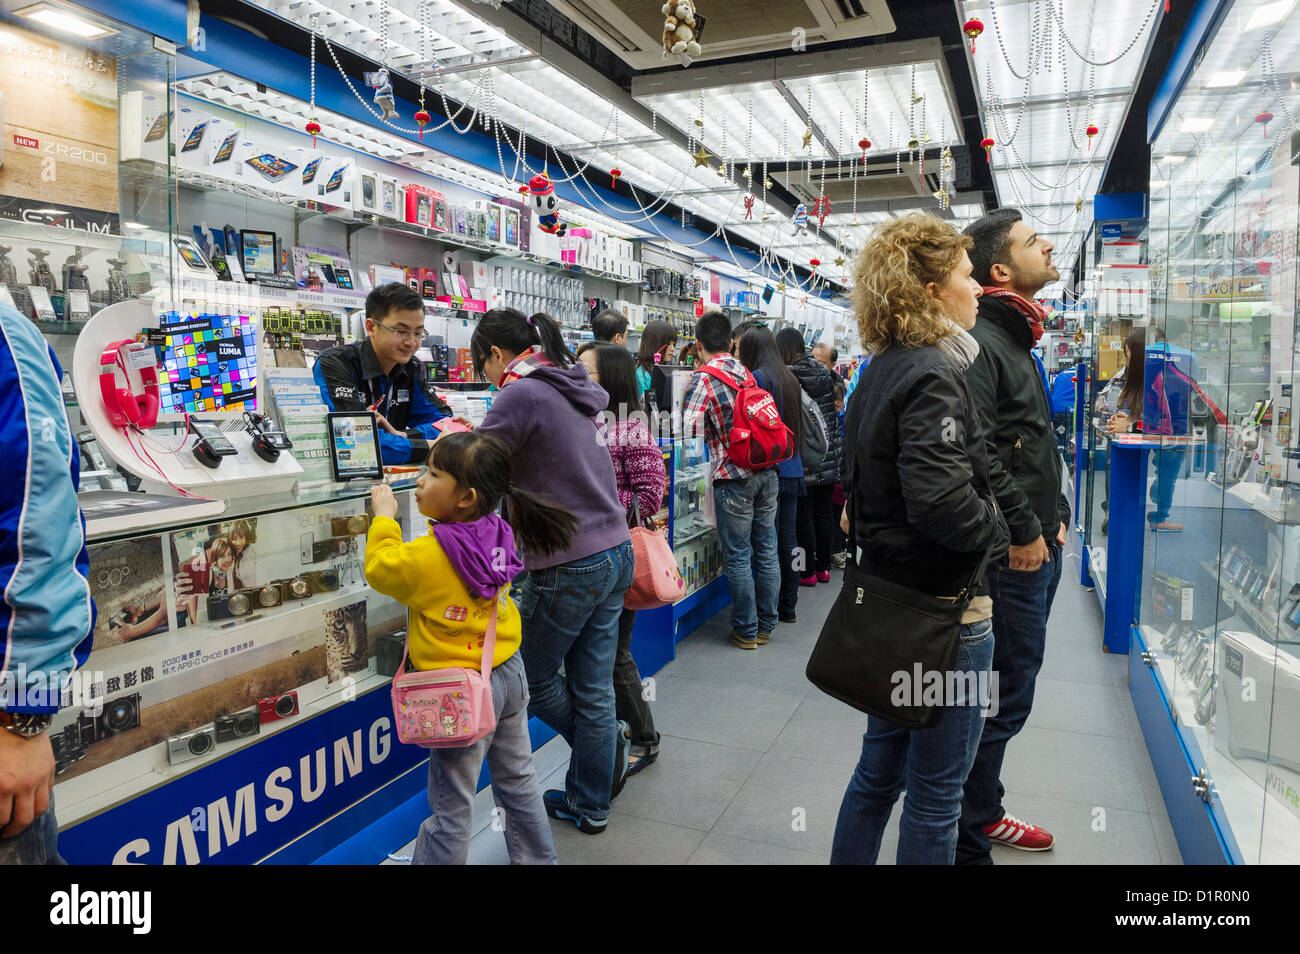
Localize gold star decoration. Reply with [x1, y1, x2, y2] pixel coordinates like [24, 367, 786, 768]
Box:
[776, 281, 787, 292]
[742, 166, 752, 180]
[834, 255, 845, 268]
[692, 145, 713, 168]
[1075, 195, 1083, 212]
[911, 93, 924, 104]
[802, 127, 813, 149]
[694, 118, 704, 127]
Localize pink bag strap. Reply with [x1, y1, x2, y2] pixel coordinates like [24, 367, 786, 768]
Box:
[397, 589, 501, 681]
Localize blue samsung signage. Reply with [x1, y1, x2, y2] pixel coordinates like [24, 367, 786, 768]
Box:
[59, 686, 426, 865]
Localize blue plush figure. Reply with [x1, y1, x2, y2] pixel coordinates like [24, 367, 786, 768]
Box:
[367, 69, 398, 121]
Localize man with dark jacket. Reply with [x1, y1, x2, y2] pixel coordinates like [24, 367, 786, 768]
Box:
[957, 208, 1070, 863]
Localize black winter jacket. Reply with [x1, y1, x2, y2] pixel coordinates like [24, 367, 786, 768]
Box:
[967, 297, 1072, 547]
[789, 354, 843, 486]
[844, 343, 1008, 598]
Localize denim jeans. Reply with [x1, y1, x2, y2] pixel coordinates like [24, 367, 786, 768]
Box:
[516, 541, 635, 821]
[777, 488, 801, 616]
[1150, 448, 1186, 524]
[614, 607, 658, 751]
[713, 469, 780, 639]
[0, 792, 63, 865]
[830, 619, 996, 865]
[411, 652, 556, 865]
[956, 540, 1063, 865]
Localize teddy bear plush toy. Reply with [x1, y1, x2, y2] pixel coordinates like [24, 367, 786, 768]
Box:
[662, 0, 703, 58]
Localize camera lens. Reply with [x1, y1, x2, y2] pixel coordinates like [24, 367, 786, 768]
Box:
[257, 585, 279, 607]
[289, 578, 309, 598]
[188, 732, 213, 756]
[104, 699, 135, 732]
[235, 713, 258, 737]
[274, 694, 296, 718]
[319, 569, 338, 590]
[347, 515, 368, 534]
[228, 593, 251, 616]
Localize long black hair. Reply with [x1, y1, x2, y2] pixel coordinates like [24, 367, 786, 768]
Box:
[588, 343, 643, 416]
[636, 320, 678, 375]
[738, 326, 802, 449]
[774, 327, 806, 366]
[471, 308, 573, 381]
[428, 432, 578, 556]
[1118, 327, 1146, 416]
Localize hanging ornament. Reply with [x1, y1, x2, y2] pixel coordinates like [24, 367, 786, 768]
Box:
[368, 68, 399, 122]
[858, 138, 871, 163]
[1076, 195, 1084, 212]
[1256, 111, 1274, 136]
[809, 258, 821, 279]
[743, 193, 756, 220]
[1085, 123, 1099, 149]
[414, 82, 432, 142]
[980, 137, 995, 163]
[964, 17, 985, 55]
[306, 28, 321, 148]
[812, 195, 832, 229]
[802, 126, 813, 150]
[610, 167, 622, 187]
[692, 144, 713, 168]
[834, 255, 845, 268]
[792, 203, 809, 235]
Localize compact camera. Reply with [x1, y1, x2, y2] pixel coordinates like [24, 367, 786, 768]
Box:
[311, 537, 350, 563]
[303, 568, 339, 593]
[167, 726, 217, 765]
[74, 692, 141, 745]
[259, 691, 299, 723]
[273, 576, 313, 601]
[215, 706, 261, 742]
[207, 584, 282, 620]
[330, 514, 371, 536]
[375, 630, 406, 678]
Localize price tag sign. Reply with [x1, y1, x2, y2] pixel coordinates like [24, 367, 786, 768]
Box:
[68, 289, 91, 321]
[27, 286, 55, 321]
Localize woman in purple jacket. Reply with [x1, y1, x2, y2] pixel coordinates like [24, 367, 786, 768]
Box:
[473, 310, 635, 835]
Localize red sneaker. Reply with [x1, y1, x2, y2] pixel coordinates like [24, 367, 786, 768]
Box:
[984, 813, 1055, 851]
[817, 570, 831, 583]
[799, 575, 817, 587]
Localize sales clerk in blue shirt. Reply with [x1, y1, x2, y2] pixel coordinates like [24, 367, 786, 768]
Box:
[314, 283, 471, 465]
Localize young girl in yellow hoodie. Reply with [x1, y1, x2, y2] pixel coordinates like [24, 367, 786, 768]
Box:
[367, 431, 577, 865]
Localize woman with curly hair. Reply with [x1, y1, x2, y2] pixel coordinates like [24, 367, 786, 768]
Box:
[830, 213, 1008, 865]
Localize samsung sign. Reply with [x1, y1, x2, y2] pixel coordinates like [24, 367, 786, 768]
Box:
[59, 687, 426, 865]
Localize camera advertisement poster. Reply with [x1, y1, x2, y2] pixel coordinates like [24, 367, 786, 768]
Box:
[87, 535, 169, 650]
[0, 21, 120, 227]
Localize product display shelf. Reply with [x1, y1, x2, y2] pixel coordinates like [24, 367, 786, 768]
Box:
[1196, 560, 1288, 645]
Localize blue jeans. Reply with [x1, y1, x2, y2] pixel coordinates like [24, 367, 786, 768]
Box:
[830, 619, 996, 864]
[411, 652, 557, 865]
[777, 488, 801, 617]
[956, 540, 1063, 864]
[515, 541, 634, 821]
[713, 469, 780, 639]
[0, 792, 62, 865]
[1150, 448, 1186, 524]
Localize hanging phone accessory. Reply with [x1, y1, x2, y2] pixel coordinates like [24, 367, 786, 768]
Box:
[99, 339, 160, 430]
[243, 411, 293, 462]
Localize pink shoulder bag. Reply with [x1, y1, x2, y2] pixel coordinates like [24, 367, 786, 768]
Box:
[390, 593, 500, 748]
[619, 448, 684, 611]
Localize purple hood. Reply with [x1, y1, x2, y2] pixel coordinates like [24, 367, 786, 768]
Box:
[431, 513, 524, 599]
[520, 363, 610, 418]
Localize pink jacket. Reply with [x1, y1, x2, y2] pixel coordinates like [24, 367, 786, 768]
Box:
[606, 419, 666, 523]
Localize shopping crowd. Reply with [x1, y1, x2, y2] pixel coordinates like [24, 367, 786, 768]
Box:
[1, 207, 1069, 867]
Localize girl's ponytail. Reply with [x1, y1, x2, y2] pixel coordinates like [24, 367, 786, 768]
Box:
[471, 308, 574, 379]
[527, 312, 572, 369]
[503, 486, 578, 557]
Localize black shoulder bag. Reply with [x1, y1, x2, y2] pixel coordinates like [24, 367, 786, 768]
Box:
[805, 431, 992, 730]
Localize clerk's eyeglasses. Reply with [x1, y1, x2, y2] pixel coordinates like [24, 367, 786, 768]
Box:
[375, 321, 423, 342]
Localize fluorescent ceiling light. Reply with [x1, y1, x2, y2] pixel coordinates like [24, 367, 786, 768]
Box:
[15, 3, 116, 38]
[1205, 70, 1247, 88]
[1180, 117, 1213, 132]
[1246, 0, 1296, 30]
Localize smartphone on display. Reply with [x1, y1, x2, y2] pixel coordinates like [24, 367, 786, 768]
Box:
[323, 166, 345, 193]
[173, 238, 210, 272]
[212, 131, 239, 164]
[334, 267, 353, 290]
[143, 111, 170, 143]
[191, 419, 236, 455]
[180, 122, 208, 153]
[361, 175, 375, 207]
[301, 157, 322, 185]
[245, 153, 298, 182]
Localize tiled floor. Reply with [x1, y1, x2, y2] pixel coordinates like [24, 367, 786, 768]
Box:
[390, 540, 1182, 865]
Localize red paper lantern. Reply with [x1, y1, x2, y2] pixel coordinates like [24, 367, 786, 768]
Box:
[305, 119, 321, 148]
[519, 185, 530, 195]
[980, 137, 995, 163]
[810, 258, 821, 268]
[963, 18, 984, 55]
[414, 108, 431, 140]
[610, 167, 622, 187]
[1256, 111, 1274, 136]
[858, 137, 871, 163]
[1085, 124, 1099, 149]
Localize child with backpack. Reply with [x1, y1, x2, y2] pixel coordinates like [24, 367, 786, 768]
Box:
[366, 431, 578, 864]
[682, 310, 795, 650]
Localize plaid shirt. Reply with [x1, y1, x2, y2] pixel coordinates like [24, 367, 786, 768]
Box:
[682, 353, 756, 482]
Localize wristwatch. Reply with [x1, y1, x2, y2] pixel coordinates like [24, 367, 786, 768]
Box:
[0, 710, 53, 738]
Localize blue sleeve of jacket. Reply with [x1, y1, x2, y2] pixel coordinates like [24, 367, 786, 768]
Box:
[0, 308, 95, 713]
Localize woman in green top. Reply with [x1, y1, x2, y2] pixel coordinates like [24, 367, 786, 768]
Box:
[635, 320, 678, 411]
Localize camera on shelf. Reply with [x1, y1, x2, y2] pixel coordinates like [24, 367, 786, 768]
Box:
[311, 537, 350, 563]
[74, 692, 140, 745]
[303, 569, 339, 593]
[330, 514, 371, 536]
[273, 576, 313, 601]
[166, 726, 217, 765]
[207, 584, 282, 620]
[258, 691, 298, 723]
[375, 630, 406, 678]
[51, 725, 89, 774]
[215, 706, 261, 742]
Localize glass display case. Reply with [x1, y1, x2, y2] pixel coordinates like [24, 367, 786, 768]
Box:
[667, 434, 723, 600]
[1136, 0, 1300, 864]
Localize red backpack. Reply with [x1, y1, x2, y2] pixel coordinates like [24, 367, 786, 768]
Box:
[697, 365, 796, 469]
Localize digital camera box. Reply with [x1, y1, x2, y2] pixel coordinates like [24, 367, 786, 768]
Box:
[378, 175, 402, 220]
[356, 168, 382, 215]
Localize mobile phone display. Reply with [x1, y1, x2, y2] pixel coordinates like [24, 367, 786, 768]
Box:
[245, 153, 298, 182]
[334, 268, 353, 290]
[144, 111, 170, 143]
[191, 420, 235, 453]
[174, 239, 209, 272]
[362, 175, 375, 205]
[302, 157, 322, 184]
[324, 166, 345, 193]
[212, 131, 238, 163]
[181, 121, 208, 153]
